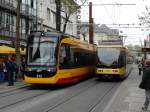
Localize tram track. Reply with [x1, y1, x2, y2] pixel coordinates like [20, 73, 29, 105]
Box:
[0, 83, 61, 110]
[44, 80, 121, 112]
[0, 78, 98, 112]
[88, 82, 120, 112]
[43, 80, 105, 112]
[44, 85, 99, 112]
[0, 89, 50, 110]
[0, 78, 121, 112]
[0, 85, 31, 98]
[0, 84, 30, 95]
[0, 83, 58, 98]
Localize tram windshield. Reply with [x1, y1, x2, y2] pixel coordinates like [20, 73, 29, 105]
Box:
[97, 47, 121, 67]
[27, 36, 58, 66]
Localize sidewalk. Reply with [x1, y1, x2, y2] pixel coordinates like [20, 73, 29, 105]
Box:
[103, 64, 147, 112]
[0, 80, 28, 94]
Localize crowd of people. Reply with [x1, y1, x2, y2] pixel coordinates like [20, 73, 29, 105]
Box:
[0, 55, 25, 86]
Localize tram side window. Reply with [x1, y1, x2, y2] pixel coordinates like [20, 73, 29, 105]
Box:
[59, 44, 79, 69]
[79, 52, 89, 66]
[59, 44, 94, 69]
[74, 50, 94, 66]
[59, 45, 66, 65]
[119, 51, 126, 67]
[59, 44, 71, 68]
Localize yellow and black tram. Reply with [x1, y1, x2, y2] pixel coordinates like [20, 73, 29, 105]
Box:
[95, 44, 132, 80]
[24, 32, 95, 85]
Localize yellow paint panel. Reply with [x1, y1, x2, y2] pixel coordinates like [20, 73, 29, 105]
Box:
[24, 75, 58, 84]
[24, 66, 94, 84]
[57, 66, 94, 79]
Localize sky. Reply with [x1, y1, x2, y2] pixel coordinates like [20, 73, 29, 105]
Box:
[80, 0, 150, 46]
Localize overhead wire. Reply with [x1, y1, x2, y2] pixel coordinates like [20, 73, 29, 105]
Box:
[99, 0, 115, 24]
[57, 3, 136, 7]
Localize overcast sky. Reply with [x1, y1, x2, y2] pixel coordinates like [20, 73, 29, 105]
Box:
[80, 0, 150, 46]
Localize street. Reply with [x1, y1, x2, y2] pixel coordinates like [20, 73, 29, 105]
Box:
[0, 64, 146, 112]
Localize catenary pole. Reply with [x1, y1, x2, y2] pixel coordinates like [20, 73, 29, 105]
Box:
[89, 2, 93, 44]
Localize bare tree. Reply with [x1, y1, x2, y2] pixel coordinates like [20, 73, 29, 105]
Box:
[62, 0, 81, 33]
[139, 5, 150, 26]
[55, 0, 87, 33]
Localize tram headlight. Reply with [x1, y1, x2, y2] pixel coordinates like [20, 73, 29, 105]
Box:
[41, 32, 45, 36]
[47, 68, 56, 72]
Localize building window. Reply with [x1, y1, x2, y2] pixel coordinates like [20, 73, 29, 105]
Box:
[31, 0, 34, 8]
[47, 8, 51, 20]
[51, 10, 56, 24]
[6, 14, 10, 31]
[0, 11, 2, 23]
[0, 11, 2, 31]
[67, 21, 73, 32]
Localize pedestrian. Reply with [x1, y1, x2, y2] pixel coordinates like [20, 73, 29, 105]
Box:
[5, 55, 16, 86]
[21, 57, 25, 80]
[139, 60, 150, 111]
[138, 61, 143, 75]
[11, 55, 18, 81]
[0, 61, 5, 82]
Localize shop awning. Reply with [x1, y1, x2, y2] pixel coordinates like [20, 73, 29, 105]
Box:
[0, 45, 15, 54]
[0, 45, 26, 55]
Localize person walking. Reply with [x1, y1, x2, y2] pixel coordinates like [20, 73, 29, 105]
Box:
[139, 60, 150, 111]
[5, 55, 16, 86]
[11, 55, 18, 81]
[138, 61, 143, 75]
[0, 61, 5, 82]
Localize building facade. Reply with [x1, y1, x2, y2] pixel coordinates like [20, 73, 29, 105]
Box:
[145, 34, 150, 48]
[0, 0, 37, 46]
[79, 22, 120, 45]
[37, 0, 78, 36]
[0, 0, 79, 47]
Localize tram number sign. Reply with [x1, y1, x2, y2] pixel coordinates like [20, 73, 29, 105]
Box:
[36, 74, 42, 78]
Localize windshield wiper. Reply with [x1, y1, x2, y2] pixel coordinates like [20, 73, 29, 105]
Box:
[32, 36, 41, 62]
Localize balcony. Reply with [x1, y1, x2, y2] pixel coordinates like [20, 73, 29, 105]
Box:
[0, 0, 36, 19]
[0, 23, 26, 40]
[0, 0, 16, 12]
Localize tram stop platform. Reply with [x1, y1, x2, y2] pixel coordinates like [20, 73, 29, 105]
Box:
[103, 64, 147, 112]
